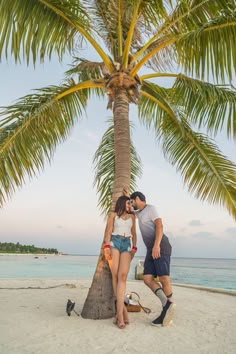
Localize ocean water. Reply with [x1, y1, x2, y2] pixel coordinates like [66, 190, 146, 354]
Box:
[0, 254, 236, 291]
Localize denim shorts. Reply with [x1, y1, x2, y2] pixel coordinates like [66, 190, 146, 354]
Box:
[144, 251, 170, 277]
[110, 234, 132, 253]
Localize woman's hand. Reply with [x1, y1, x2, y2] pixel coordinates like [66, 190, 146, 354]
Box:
[130, 245, 137, 260]
[123, 187, 130, 197]
[104, 248, 112, 261]
[130, 250, 136, 260]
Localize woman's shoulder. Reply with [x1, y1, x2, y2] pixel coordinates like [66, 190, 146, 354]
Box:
[129, 213, 136, 220]
[108, 211, 116, 219]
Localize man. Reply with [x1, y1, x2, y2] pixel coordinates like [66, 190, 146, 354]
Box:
[129, 191, 176, 327]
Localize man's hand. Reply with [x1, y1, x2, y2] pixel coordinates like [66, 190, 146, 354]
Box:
[152, 245, 160, 259]
[104, 248, 112, 261]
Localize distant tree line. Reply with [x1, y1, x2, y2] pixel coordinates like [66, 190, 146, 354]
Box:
[0, 242, 58, 254]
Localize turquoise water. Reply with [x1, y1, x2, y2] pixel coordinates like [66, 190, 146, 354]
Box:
[0, 255, 236, 290]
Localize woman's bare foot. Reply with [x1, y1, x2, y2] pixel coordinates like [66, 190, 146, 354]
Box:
[123, 306, 129, 324]
[117, 321, 126, 329]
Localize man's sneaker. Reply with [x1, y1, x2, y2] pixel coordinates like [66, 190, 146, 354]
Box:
[162, 301, 176, 327]
[151, 314, 163, 327]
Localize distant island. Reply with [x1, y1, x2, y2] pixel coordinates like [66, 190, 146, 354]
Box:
[0, 242, 58, 254]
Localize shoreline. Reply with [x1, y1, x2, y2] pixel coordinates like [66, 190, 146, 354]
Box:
[1, 278, 236, 354]
[1, 253, 236, 260]
[0, 253, 58, 256]
[0, 277, 236, 296]
[0, 277, 236, 294]
[1, 255, 235, 292]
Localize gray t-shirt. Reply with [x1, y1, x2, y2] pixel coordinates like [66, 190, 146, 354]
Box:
[135, 204, 172, 256]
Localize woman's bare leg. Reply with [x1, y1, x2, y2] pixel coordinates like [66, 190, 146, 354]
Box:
[108, 248, 120, 309]
[116, 252, 131, 327]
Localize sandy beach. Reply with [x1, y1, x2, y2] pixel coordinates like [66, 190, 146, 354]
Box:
[0, 279, 236, 354]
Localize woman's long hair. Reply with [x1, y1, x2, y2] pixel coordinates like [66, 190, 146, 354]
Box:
[114, 196, 130, 217]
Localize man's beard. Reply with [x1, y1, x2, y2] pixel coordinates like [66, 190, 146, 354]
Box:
[132, 205, 138, 210]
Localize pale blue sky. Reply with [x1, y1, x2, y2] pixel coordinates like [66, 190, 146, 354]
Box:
[0, 55, 235, 258]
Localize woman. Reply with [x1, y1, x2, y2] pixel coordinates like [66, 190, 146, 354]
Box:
[103, 195, 137, 329]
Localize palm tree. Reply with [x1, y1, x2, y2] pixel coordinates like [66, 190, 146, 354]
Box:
[0, 0, 236, 319]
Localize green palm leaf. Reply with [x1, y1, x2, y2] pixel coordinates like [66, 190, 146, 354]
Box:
[87, 0, 140, 60]
[66, 57, 109, 83]
[139, 86, 236, 219]
[0, 80, 103, 205]
[133, 0, 234, 71]
[139, 81, 178, 132]
[165, 0, 233, 34]
[0, 0, 89, 64]
[160, 115, 236, 219]
[93, 120, 142, 216]
[175, 12, 236, 81]
[87, 0, 169, 61]
[172, 74, 236, 138]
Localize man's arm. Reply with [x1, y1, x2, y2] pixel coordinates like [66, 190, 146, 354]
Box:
[152, 218, 163, 259]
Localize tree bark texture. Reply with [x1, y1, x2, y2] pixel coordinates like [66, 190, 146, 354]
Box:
[81, 88, 131, 319]
[111, 88, 131, 210]
[81, 249, 116, 319]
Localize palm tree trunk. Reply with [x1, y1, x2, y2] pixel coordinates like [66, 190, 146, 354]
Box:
[81, 88, 131, 319]
[112, 88, 131, 209]
[81, 250, 115, 319]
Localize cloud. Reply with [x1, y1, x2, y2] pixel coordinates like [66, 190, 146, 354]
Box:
[225, 227, 236, 235]
[191, 231, 213, 239]
[189, 220, 203, 227]
[85, 130, 100, 141]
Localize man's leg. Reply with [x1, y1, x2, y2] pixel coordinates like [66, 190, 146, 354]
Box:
[159, 275, 172, 298]
[143, 254, 176, 326]
[143, 274, 168, 307]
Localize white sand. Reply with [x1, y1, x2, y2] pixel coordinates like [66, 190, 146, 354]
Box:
[0, 279, 236, 354]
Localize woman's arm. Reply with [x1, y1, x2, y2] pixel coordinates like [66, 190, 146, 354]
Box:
[104, 212, 115, 245]
[130, 215, 137, 258]
[103, 212, 115, 261]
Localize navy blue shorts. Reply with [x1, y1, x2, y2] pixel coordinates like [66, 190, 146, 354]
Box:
[110, 234, 131, 253]
[144, 251, 170, 277]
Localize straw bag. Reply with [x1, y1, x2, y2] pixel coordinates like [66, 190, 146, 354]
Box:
[124, 292, 151, 313]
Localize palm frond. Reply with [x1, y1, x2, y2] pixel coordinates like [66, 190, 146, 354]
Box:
[139, 81, 179, 131]
[172, 74, 236, 138]
[138, 90, 236, 219]
[175, 12, 236, 81]
[133, 0, 233, 63]
[0, 0, 89, 64]
[132, 7, 236, 78]
[66, 57, 109, 83]
[164, 0, 233, 34]
[93, 119, 142, 216]
[0, 80, 103, 206]
[122, 0, 142, 68]
[160, 115, 236, 220]
[87, 0, 171, 62]
[138, 34, 177, 72]
[87, 0, 136, 60]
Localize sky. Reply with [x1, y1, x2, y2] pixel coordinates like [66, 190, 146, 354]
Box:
[0, 53, 235, 258]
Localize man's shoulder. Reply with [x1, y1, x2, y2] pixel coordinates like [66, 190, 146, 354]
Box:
[146, 204, 158, 213]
